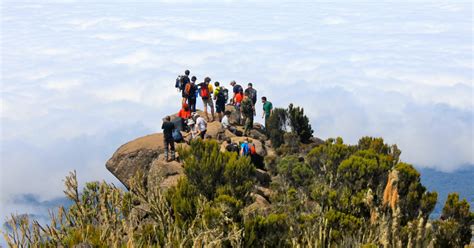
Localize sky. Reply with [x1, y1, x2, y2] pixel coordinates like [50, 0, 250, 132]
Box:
[0, 0, 472, 238]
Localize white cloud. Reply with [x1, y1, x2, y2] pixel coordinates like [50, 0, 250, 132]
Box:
[44, 79, 82, 91]
[184, 29, 240, 43]
[1, 1, 472, 229]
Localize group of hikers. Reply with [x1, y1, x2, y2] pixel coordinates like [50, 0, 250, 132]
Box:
[161, 70, 273, 162]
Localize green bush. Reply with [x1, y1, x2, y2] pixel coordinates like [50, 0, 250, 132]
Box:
[244, 213, 289, 247]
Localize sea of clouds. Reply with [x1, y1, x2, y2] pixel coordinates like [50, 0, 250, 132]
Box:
[1, 1, 472, 233]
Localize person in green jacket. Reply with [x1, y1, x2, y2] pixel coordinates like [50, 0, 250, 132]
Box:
[261, 96, 273, 128]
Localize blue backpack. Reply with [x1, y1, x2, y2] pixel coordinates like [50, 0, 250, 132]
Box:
[172, 128, 183, 142]
[241, 143, 250, 156]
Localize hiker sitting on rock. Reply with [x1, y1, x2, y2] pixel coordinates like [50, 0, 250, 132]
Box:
[161, 116, 176, 162]
[221, 110, 238, 135]
[194, 113, 207, 139]
[224, 138, 239, 154]
[240, 138, 256, 157]
[178, 103, 191, 131]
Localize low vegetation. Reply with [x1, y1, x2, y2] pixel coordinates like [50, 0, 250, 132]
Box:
[3, 104, 473, 247]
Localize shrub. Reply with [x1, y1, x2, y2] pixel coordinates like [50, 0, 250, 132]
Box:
[287, 103, 313, 143]
[244, 213, 289, 247]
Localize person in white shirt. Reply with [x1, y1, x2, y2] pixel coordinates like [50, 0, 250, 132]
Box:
[195, 114, 207, 139]
[221, 110, 237, 134]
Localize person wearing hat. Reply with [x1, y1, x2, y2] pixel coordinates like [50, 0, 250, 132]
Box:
[194, 113, 207, 139]
[186, 118, 197, 140]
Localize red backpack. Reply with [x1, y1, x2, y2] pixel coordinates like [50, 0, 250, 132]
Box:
[250, 143, 256, 155]
[185, 83, 191, 96]
[200, 84, 209, 99]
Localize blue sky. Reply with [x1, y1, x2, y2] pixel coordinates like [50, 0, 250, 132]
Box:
[1, 0, 472, 232]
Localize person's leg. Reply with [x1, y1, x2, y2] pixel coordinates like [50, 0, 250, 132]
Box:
[209, 100, 215, 121]
[170, 140, 175, 161]
[203, 99, 209, 121]
[164, 139, 169, 160]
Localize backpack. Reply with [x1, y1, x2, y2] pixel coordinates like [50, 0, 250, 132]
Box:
[241, 143, 250, 156]
[172, 128, 183, 142]
[184, 83, 192, 96]
[250, 143, 256, 155]
[200, 84, 210, 99]
[217, 88, 228, 103]
[175, 76, 182, 89]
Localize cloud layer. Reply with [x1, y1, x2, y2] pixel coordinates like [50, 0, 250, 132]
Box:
[1, 1, 472, 227]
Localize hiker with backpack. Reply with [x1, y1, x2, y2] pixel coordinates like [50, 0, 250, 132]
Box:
[261, 96, 273, 128]
[241, 91, 255, 136]
[240, 138, 256, 157]
[213, 81, 228, 121]
[186, 76, 198, 112]
[161, 116, 176, 162]
[199, 77, 215, 122]
[175, 70, 191, 105]
[230, 81, 243, 105]
[244, 83, 257, 109]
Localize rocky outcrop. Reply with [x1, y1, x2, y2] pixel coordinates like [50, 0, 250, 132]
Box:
[106, 133, 165, 189]
[106, 106, 278, 212]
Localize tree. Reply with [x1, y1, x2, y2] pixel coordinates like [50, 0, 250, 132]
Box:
[435, 193, 473, 246]
[266, 108, 287, 148]
[287, 103, 313, 143]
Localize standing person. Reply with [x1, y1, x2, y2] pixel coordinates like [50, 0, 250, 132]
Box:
[230, 81, 243, 104]
[241, 92, 254, 136]
[214, 82, 228, 121]
[199, 77, 215, 122]
[245, 83, 257, 117]
[195, 113, 207, 139]
[176, 70, 191, 105]
[233, 88, 244, 125]
[161, 116, 176, 161]
[261, 96, 273, 128]
[186, 76, 198, 113]
[244, 83, 257, 106]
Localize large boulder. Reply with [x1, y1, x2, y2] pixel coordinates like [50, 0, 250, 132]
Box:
[225, 104, 241, 125]
[106, 133, 164, 189]
[147, 158, 184, 190]
[205, 121, 225, 140]
[106, 133, 187, 189]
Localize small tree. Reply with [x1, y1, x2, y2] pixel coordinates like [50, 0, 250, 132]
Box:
[266, 108, 287, 148]
[287, 103, 313, 144]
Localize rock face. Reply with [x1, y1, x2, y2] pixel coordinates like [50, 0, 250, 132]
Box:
[106, 133, 165, 189]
